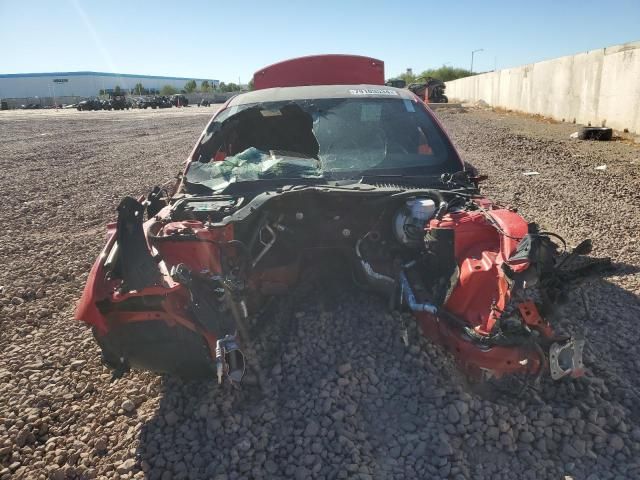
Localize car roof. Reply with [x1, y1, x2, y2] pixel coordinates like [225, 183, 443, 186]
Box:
[227, 84, 415, 106]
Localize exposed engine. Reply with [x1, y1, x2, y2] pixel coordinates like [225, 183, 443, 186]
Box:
[77, 183, 601, 387]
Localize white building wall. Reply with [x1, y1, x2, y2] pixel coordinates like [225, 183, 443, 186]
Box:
[445, 41, 640, 135]
[0, 73, 219, 99]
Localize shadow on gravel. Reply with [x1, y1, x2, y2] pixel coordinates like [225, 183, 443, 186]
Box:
[134, 265, 640, 480]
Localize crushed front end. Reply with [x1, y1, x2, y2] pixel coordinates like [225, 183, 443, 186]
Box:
[76, 182, 600, 386]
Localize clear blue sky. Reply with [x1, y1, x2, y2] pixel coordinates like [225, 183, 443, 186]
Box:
[1, 0, 639, 83]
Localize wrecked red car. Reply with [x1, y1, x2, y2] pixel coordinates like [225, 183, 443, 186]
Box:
[76, 55, 591, 386]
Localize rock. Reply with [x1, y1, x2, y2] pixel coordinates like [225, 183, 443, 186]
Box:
[567, 407, 581, 420]
[498, 419, 511, 433]
[401, 420, 417, 433]
[122, 399, 136, 413]
[304, 420, 320, 437]
[609, 435, 624, 451]
[13, 428, 31, 447]
[436, 439, 453, 457]
[164, 411, 180, 427]
[51, 469, 66, 480]
[337, 363, 352, 376]
[345, 404, 357, 416]
[390, 446, 401, 459]
[562, 443, 582, 458]
[486, 426, 500, 441]
[94, 438, 108, 453]
[69, 359, 86, 370]
[237, 438, 252, 452]
[447, 404, 460, 424]
[265, 461, 278, 474]
[295, 466, 310, 480]
[586, 423, 606, 437]
[116, 459, 136, 474]
[520, 431, 535, 443]
[454, 400, 469, 416]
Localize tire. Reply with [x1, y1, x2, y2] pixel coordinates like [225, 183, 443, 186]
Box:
[578, 127, 612, 141]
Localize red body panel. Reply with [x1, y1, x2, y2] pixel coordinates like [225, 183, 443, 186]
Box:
[429, 208, 530, 334]
[416, 311, 542, 377]
[253, 54, 385, 90]
[74, 224, 118, 335]
[150, 220, 234, 273]
[416, 207, 547, 378]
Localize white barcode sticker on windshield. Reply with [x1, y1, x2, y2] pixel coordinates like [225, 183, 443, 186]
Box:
[349, 88, 399, 96]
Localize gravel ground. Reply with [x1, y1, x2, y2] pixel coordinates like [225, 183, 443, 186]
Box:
[1, 107, 639, 480]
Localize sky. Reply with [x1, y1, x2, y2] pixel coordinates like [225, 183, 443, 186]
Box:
[1, 0, 639, 84]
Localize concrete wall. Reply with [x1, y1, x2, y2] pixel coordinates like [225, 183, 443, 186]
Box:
[445, 41, 640, 134]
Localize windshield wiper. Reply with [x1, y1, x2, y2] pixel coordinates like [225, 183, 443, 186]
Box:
[358, 173, 444, 185]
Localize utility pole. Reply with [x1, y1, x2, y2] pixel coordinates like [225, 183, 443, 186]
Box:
[470, 48, 484, 74]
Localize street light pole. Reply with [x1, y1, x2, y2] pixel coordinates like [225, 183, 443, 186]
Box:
[470, 48, 484, 74]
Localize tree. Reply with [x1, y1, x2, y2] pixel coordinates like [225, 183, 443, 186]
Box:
[201, 80, 211, 92]
[248, 79, 254, 91]
[134, 83, 145, 95]
[184, 80, 197, 93]
[114, 85, 122, 94]
[161, 85, 178, 96]
[219, 82, 239, 92]
[387, 65, 474, 86]
[418, 65, 474, 82]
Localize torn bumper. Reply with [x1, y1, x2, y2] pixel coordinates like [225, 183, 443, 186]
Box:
[94, 321, 215, 379]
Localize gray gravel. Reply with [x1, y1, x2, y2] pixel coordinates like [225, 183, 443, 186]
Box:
[1, 107, 639, 479]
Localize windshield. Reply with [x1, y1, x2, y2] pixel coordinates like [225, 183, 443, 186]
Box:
[187, 97, 461, 191]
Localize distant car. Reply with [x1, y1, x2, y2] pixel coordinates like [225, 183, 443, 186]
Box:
[385, 78, 407, 88]
[133, 97, 153, 109]
[77, 99, 103, 111]
[109, 93, 129, 110]
[156, 96, 173, 109]
[198, 99, 210, 107]
[170, 94, 189, 107]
